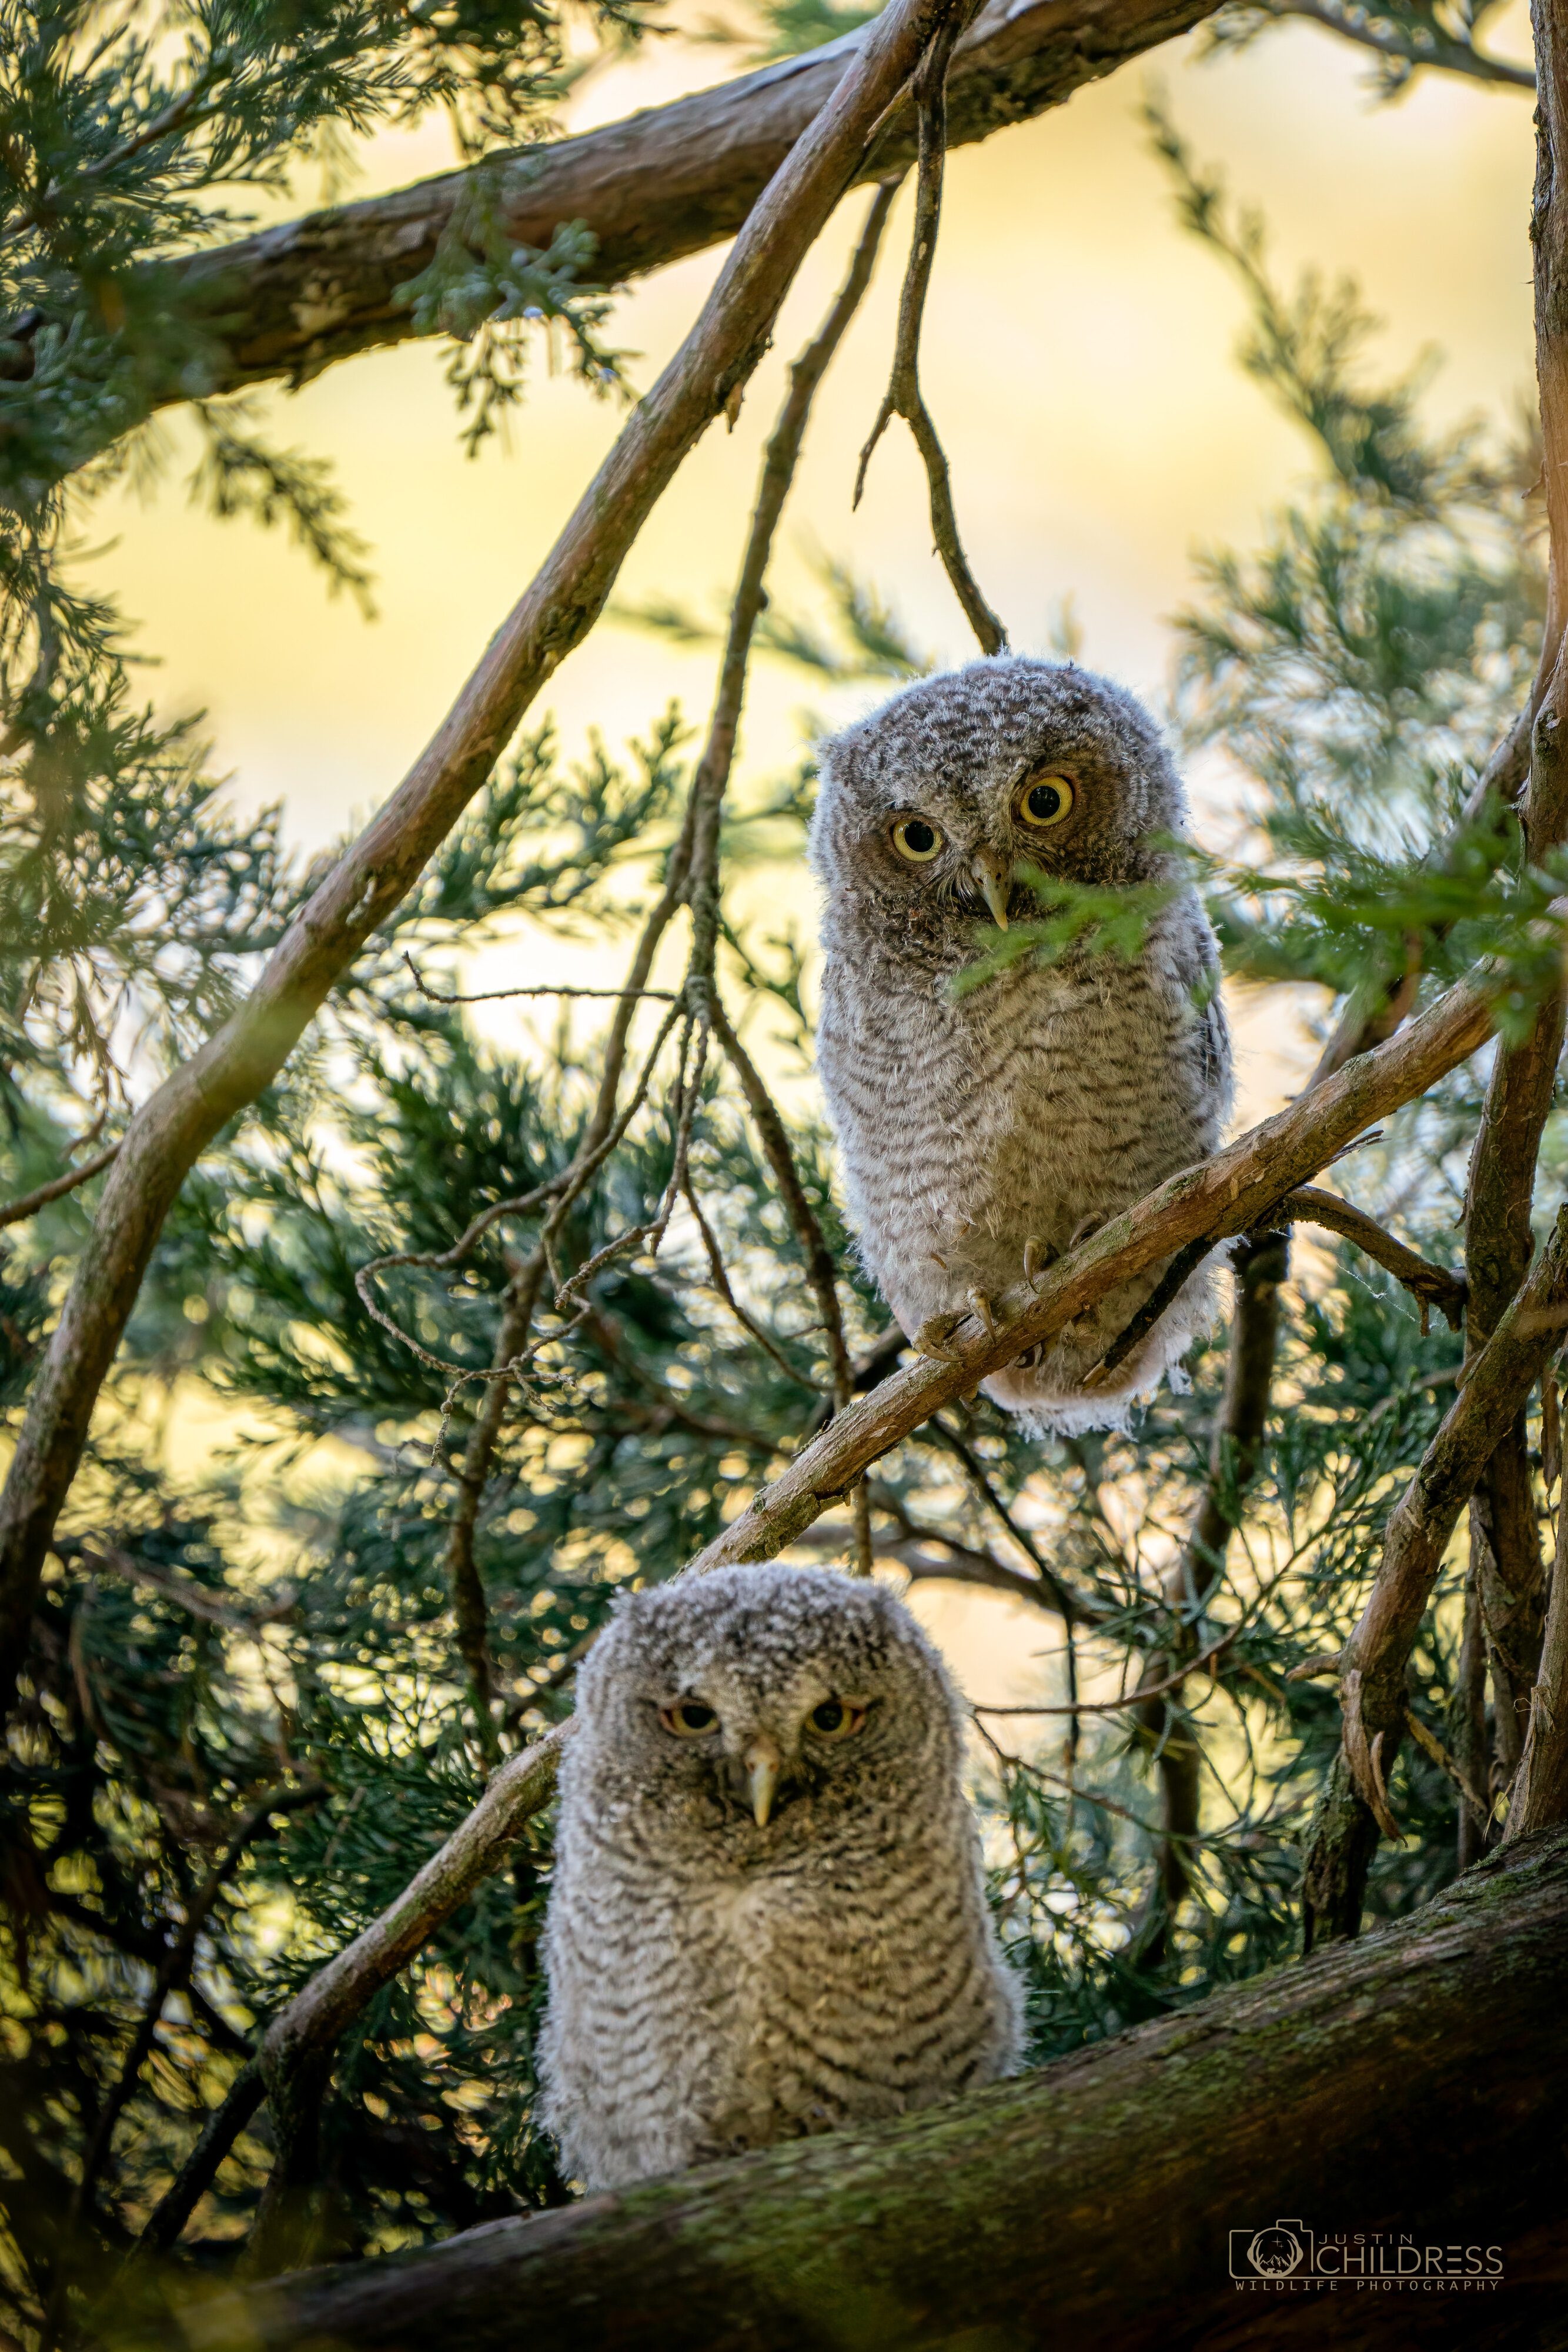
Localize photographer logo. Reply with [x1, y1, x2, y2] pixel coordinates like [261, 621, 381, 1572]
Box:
[1228, 2223, 1503, 2294]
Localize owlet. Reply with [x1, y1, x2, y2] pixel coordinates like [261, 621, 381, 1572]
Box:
[536, 1564, 1021, 2188]
[808, 656, 1231, 1434]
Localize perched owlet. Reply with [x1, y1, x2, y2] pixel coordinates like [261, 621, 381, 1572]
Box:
[808, 656, 1232, 1434]
[536, 1564, 1021, 2189]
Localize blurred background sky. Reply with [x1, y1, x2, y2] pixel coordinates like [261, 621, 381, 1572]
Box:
[99, 3, 1537, 860]
[103, 0, 1538, 1696]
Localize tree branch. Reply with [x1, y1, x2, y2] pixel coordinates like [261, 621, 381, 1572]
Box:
[1276, 1185, 1467, 1331]
[684, 966, 1496, 1579]
[248, 1725, 569, 2277]
[1132, 1227, 1288, 1960]
[0, 1143, 118, 1228]
[852, 15, 1007, 650]
[8, 0, 1228, 417]
[0, 0, 977, 1712]
[1302, 0, 1568, 1922]
[178, 1828, 1568, 2352]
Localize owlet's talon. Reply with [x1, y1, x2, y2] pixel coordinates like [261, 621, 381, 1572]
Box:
[966, 1287, 997, 1339]
[913, 1309, 967, 1361]
[1068, 1212, 1106, 1250]
[1023, 1238, 1057, 1287]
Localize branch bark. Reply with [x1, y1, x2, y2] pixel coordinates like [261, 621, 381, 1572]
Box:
[173, 1826, 1568, 2352]
[9, 0, 1226, 415]
[0, 0, 975, 1712]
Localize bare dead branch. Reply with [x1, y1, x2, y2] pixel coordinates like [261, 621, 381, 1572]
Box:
[708, 997, 871, 1573]
[135, 2059, 263, 2258]
[1276, 1186, 1467, 1331]
[684, 176, 900, 1014]
[853, 19, 1007, 653]
[1301, 1207, 1568, 1943]
[401, 954, 679, 1007]
[1303, 0, 1568, 1923]
[1081, 1235, 1215, 1389]
[976, 1630, 1241, 1717]
[684, 1179, 820, 1392]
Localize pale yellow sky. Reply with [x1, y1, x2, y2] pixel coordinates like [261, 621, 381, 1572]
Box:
[102, 8, 1534, 859]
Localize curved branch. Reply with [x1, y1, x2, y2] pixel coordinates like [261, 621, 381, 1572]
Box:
[8, 0, 1229, 415]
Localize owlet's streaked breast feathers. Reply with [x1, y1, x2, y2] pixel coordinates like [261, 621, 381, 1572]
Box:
[537, 1565, 1021, 2190]
[808, 656, 1232, 1435]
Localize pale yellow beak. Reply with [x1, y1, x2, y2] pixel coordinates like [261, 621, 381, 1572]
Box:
[971, 850, 1011, 930]
[744, 1733, 782, 1828]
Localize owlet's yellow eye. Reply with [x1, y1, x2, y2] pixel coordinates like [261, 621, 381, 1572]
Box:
[890, 815, 944, 863]
[1014, 771, 1076, 830]
[808, 1698, 867, 1740]
[661, 1699, 718, 1737]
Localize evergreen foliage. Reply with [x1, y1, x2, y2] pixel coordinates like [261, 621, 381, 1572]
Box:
[0, 55, 1554, 2352]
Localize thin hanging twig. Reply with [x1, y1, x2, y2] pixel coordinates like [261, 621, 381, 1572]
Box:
[852, 21, 1007, 655]
[683, 1177, 821, 1392]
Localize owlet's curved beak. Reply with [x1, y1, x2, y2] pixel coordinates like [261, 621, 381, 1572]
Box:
[744, 1733, 783, 1828]
[970, 848, 1011, 930]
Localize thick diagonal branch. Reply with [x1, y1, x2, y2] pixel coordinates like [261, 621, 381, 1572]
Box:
[0, 0, 974, 1713]
[172, 1829, 1568, 2352]
[685, 967, 1495, 1579]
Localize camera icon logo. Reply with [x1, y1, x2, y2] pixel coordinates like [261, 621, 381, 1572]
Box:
[1229, 2221, 1313, 2279]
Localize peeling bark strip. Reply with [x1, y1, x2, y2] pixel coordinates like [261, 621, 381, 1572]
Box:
[172, 1828, 1568, 2352]
[0, 0, 980, 1709]
[38, 0, 1224, 410]
[685, 970, 1496, 1576]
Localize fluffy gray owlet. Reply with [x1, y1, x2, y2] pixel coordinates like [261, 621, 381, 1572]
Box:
[536, 1563, 1021, 2189]
[808, 656, 1232, 1435]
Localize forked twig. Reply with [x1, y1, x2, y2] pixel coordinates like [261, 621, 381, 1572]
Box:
[853, 18, 1007, 654]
